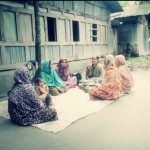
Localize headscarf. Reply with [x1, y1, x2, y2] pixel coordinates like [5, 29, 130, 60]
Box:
[40, 60, 51, 75]
[115, 55, 126, 67]
[104, 55, 115, 69]
[14, 67, 31, 84]
[115, 55, 134, 87]
[41, 60, 65, 87]
[56, 59, 69, 81]
[8, 67, 31, 96]
[8, 67, 41, 110]
[26, 60, 38, 79]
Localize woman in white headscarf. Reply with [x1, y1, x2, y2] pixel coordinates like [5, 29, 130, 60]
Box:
[115, 55, 134, 94]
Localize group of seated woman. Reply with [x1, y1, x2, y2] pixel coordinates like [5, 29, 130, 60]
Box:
[89, 55, 134, 100]
[8, 54, 134, 126]
[27, 59, 77, 96]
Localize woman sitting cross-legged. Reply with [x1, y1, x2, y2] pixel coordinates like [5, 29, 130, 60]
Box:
[85, 56, 104, 83]
[40, 60, 68, 96]
[55, 58, 77, 88]
[115, 55, 134, 94]
[89, 55, 122, 100]
[26, 60, 52, 105]
[8, 67, 58, 126]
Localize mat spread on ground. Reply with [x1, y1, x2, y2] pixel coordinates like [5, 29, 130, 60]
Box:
[0, 87, 114, 133]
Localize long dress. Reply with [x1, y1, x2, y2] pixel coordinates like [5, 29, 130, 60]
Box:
[89, 67, 122, 100]
[55, 67, 77, 88]
[118, 65, 134, 93]
[8, 67, 57, 126]
[115, 55, 134, 94]
[41, 60, 65, 87]
[41, 60, 68, 95]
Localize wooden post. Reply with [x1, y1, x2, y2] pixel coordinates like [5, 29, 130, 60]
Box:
[33, 1, 41, 77]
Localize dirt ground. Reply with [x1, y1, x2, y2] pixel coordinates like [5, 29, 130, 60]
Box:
[1, 70, 150, 150]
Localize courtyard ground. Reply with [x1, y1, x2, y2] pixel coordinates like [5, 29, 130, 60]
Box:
[0, 69, 150, 150]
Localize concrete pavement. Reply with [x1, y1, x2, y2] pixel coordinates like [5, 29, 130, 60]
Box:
[1, 70, 150, 150]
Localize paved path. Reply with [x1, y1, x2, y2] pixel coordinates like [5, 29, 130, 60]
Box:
[1, 70, 150, 150]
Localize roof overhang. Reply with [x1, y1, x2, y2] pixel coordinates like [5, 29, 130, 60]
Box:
[104, 1, 123, 13]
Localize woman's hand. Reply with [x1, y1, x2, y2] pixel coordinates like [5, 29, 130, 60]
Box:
[64, 81, 69, 85]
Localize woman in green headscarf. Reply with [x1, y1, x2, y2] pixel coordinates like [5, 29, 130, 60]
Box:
[41, 60, 68, 96]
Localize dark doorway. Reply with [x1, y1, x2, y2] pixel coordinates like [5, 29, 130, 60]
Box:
[47, 17, 57, 41]
[72, 21, 79, 41]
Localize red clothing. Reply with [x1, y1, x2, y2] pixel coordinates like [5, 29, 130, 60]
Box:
[35, 85, 49, 96]
[89, 67, 122, 100]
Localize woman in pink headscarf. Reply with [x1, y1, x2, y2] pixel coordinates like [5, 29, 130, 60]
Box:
[55, 59, 77, 88]
[115, 55, 134, 94]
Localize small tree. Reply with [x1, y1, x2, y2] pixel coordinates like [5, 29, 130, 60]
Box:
[33, 1, 41, 78]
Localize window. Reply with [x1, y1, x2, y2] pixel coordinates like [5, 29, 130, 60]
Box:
[87, 23, 91, 41]
[72, 21, 79, 41]
[47, 17, 57, 42]
[3, 11, 17, 42]
[101, 25, 108, 43]
[80, 22, 86, 41]
[92, 24, 97, 42]
[19, 13, 33, 42]
[57, 19, 66, 42]
[40, 16, 45, 42]
[98, 25, 101, 41]
[87, 23, 98, 42]
[66, 20, 71, 41]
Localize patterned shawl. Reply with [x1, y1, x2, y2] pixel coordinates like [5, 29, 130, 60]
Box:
[55, 59, 69, 81]
[26, 60, 37, 79]
[8, 67, 42, 110]
[41, 60, 65, 87]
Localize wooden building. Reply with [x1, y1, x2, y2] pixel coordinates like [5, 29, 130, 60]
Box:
[0, 1, 122, 97]
[111, 4, 150, 56]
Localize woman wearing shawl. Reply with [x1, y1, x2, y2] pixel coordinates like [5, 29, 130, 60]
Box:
[55, 59, 77, 88]
[8, 67, 58, 126]
[26, 60, 51, 106]
[41, 60, 68, 96]
[89, 55, 122, 100]
[26, 60, 38, 85]
[115, 55, 134, 94]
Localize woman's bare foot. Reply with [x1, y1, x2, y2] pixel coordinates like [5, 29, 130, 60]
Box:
[89, 94, 96, 100]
